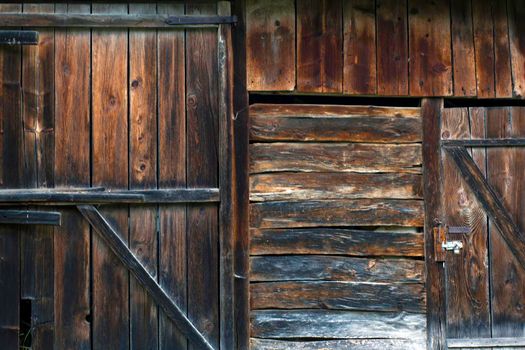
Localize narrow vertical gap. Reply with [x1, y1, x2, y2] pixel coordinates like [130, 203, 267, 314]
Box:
[183, 5, 189, 350]
[19, 298, 32, 348]
[448, 0, 454, 95]
[491, 0, 497, 97]
[470, 0, 479, 97]
[374, 0, 378, 94]
[406, 0, 410, 95]
[154, 5, 161, 350]
[505, 0, 514, 96]
[125, 6, 131, 350]
[88, 4, 94, 349]
[485, 107, 493, 338]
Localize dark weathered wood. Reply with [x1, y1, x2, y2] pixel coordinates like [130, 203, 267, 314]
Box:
[376, 0, 408, 95]
[250, 227, 424, 257]
[54, 4, 91, 349]
[77, 205, 215, 350]
[297, 0, 342, 93]
[446, 145, 525, 269]
[249, 104, 422, 142]
[421, 98, 446, 350]
[186, 3, 219, 348]
[250, 310, 427, 339]
[508, 0, 525, 97]
[250, 255, 424, 283]
[250, 338, 426, 350]
[250, 199, 424, 229]
[343, 0, 376, 94]
[246, 0, 295, 91]
[251, 281, 426, 312]
[250, 143, 422, 174]
[450, 0, 476, 96]
[0, 13, 235, 27]
[157, 3, 187, 349]
[448, 337, 525, 348]
[409, 1, 452, 96]
[0, 30, 38, 45]
[493, 0, 513, 97]
[250, 172, 422, 201]
[0, 210, 60, 225]
[443, 138, 525, 147]
[472, 0, 495, 98]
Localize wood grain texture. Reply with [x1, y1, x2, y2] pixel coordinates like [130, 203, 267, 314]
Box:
[250, 228, 424, 257]
[408, 0, 452, 96]
[508, 0, 525, 97]
[0, 5, 22, 347]
[250, 199, 424, 228]
[250, 143, 422, 174]
[250, 255, 424, 283]
[343, 0, 376, 94]
[129, 3, 158, 350]
[297, 0, 342, 93]
[157, 2, 187, 349]
[250, 172, 422, 201]
[450, 0, 477, 96]
[472, 0, 495, 98]
[250, 310, 427, 339]
[246, 0, 295, 91]
[250, 338, 426, 350]
[493, 0, 513, 97]
[251, 281, 426, 312]
[376, 0, 408, 95]
[53, 4, 91, 350]
[91, 4, 129, 349]
[249, 104, 422, 142]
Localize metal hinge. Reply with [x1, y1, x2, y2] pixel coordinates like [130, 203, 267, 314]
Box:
[433, 224, 467, 262]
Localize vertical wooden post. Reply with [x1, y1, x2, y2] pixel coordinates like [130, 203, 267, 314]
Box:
[422, 98, 446, 349]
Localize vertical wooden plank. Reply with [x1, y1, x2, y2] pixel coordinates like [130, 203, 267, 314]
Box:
[0, 4, 22, 349]
[493, 0, 513, 97]
[343, 0, 376, 95]
[297, 0, 343, 93]
[376, 0, 408, 95]
[157, 3, 187, 350]
[246, 0, 295, 91]
[129, 3, 157, 350]
[20, 3, 55, 349]
[54, 3, 91, 350]
[186, 2, 219, 348]
[441, 107, 490, 340]
[472, 0, 495, 98]
[91, 3, 129, 350]
[487, 107, 525, 340]
[507, 0, 525, 98]
[409, 0, 452, 96]
[450, 0, 477, 96]
[422, 98, 445, 350]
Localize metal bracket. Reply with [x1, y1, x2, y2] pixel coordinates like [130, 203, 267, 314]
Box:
[434, 225, 465, 261]
[442, 240, 463, 254]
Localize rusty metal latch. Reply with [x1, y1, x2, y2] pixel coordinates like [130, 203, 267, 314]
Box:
[434, 224, 467, 262]
[442, 240, 463, 254]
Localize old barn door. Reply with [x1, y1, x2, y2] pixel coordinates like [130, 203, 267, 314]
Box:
[0, 2, 245, 350]
[438, 106, 525, 348]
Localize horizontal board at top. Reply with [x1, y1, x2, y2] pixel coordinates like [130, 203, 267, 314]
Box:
[250, 255, 424, 283]
[250, 143, 422, 174]
[250, 281, 426, 313]
[250, 227, 424, 257]
[250, 104, 421, 142]
[249, 199, 424, 228]
[250, 338, 426, 350]
[249, 172, 423, 201]
[250, 309, 427, 339]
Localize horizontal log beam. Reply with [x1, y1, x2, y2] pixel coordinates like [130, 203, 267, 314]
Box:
[443, 138, 525, 147]
[0, 188, 219, 205]
[77, 205, 215, 350]
[0, 13, 236, 28]
[447, 337, 525, 348]
[0, 210, 61, 225]
[0, 30, 38, 45]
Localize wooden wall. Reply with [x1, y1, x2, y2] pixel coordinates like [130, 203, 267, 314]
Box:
[248, 104, 427, 349]
[246, 0, 525, 98]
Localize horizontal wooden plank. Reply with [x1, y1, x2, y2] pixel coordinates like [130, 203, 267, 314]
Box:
[250, 228, 424, 257]
[448, 337, 525, 348]
[250, 310, 427, 339]
[250, 255, 424, 283]
[250, 281, 426, 312]
[250, 172, 422, 201]
[0, 30, 38, 45]
[0, 210, 61, 225]
[250, 143, 422, 174]
[250, 104, 421, 142]
[250, 199, 424, 228]
[250, 338, 426, 350]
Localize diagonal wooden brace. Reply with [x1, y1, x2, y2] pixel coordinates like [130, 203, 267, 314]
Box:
[77, 205, 215, 350]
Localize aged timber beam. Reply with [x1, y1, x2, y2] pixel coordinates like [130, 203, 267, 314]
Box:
[0, 13, 236, 28]
[0, 210, 61, 225]
[446, 146, 525, 269]
[0, 30, 38, 45]
[443, 138, 525, 147]
[448, 337, 525, 348]
[77, 205, 215, 350]
[0, 188, 219, 205]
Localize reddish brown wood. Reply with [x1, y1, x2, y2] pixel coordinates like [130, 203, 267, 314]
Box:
[472, 0, 495, 98]
[297, 0, 342, 93]
[493, 0, 513, 97]
[508, 0, 525, 97]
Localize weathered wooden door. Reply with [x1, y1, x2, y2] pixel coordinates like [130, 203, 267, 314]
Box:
[0, 2, 246, 350]
[438, 106, 525, 348]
